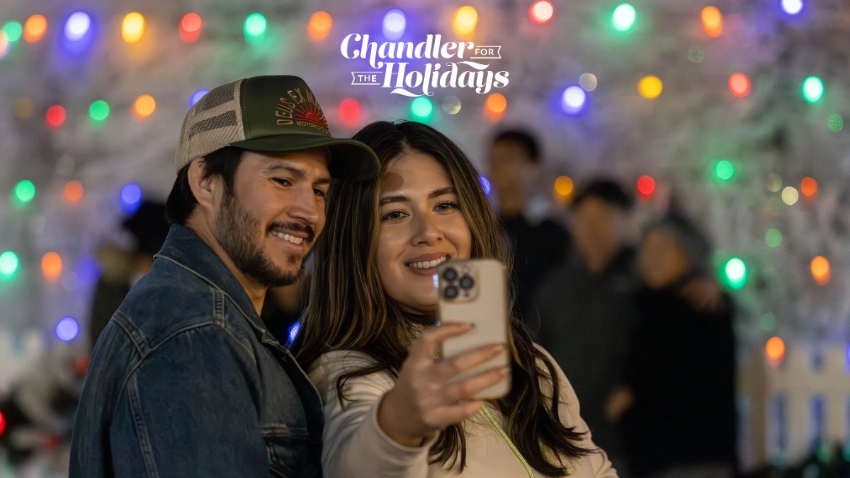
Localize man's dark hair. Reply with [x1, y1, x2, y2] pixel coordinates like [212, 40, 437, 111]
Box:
[493, 129, 541, 164]
[165, 146, 245, 225]
[572, 178, 634, 211]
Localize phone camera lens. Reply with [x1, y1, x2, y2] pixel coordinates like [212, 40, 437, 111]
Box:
[443, 268, 458, 282]
[444, 286, 459, 299]
[459, 276, 475, 290]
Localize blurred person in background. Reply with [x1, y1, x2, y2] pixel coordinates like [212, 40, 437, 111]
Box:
[88, 201, 170, 351]
[606, 212, 736, 478]
[531, 179, 638, 475]
[488, 129, 570, 325]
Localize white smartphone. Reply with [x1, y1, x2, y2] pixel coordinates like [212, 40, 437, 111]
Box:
[436, 258, 510, 400]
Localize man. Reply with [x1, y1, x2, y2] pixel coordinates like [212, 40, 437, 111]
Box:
[487, 129, 570, 324]
[531, 179, 637, 475]
[70, 75, 379, 477]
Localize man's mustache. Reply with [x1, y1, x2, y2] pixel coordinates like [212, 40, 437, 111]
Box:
[268, 222, 316, 243]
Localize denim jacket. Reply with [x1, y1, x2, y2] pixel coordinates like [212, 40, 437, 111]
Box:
[70, 225, 324, 478]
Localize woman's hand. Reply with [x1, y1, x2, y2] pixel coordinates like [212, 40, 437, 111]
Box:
[377, 322, 509, 447]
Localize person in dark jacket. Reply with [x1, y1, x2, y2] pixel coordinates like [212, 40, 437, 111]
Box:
[609, 212, 737, 478]
[69, 75, 379, 478]
[487, 129, 570, 323]
[531, 179, 638, 475]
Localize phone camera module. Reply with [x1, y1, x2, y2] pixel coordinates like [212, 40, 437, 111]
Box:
[442, 268, 458, 282]
[459, 276, 475, 290]
[444, 285, 459, 299]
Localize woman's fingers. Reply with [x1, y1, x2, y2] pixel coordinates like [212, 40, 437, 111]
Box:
[408, 323, 472, 363]
[435, 343, 504, 377]
[443, 366, 510, 402]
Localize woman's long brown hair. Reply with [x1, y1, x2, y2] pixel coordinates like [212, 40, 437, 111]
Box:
[294, 121, 593, 475]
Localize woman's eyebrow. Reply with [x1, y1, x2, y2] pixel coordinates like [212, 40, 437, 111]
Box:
[428, 186, 456, 199]
[380, 195, 409, 206]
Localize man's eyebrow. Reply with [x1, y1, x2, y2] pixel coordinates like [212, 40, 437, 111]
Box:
[265, 163, 331, 185]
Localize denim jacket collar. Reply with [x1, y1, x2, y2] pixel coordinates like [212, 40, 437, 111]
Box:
[154, 224, 280, 347]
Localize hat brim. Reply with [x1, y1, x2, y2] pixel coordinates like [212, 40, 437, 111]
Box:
[230, 134, 379, 180]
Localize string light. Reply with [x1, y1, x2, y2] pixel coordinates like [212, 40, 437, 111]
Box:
[811, 256, 830, 285]
[309, 11, 333, 41]
[339, 98, 361, 125]
[765, 229, 782, 248]
[828, 114, 843, 132]
[46, 105, 66, 128]
[638, 76, 663, 99]
[64, 12, 91, 41]
[722, 257, 747, 289]
[189, 89, 208, 108]
[800, 177, 817, 198]
[554, 176, 574, 202]
[561, 86, 586, 114]
[64, 181, 84, 203]
[612, 4, 637, 31]
[453, 6, 478, 37]
[442, 96, 461, 114]
[781, 186, 799, 205]
[14, 180, 36, 205]
[382, 9, 406, 41]
[637, 175, 656, 197]
[244, 13, 267, 42]
[782, 0, 804, 15]
[766, 336, 785, 364]
[89, 100, 110, 122]
[479, 175, 492, 197]
[0, 251, 20, 279]
[134, 95, 156, 118]
[579, 73, 598, 92]
[410, 97, 434, 122]
[180, 13, 202, 43]
[24, 15, 47, 43]
[802, 76, 824, 103]
[767, 173, 783, 192]
[729, 73, 751, 97]
[120, 183, 143, 214]
[42, 252, 63, 281]
[713, 160, 735, 182]
[688, 45, 705, 63]
[121, 13, 145, 43]
[701, 6, 723, 37]
[55, 317, 80, 342]
[529, 1, 555, 25]
[485, 93, 507, 121]
[3, 21, 23, 42]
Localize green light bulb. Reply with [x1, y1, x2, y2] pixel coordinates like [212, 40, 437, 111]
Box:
[13, 180, 35, 204]
[244, 13, 267, 41]
[802, 76, 824, 103]
[722, 257, 747, 289]
[0, 251, 19, 278]
[765, 229, 782, 248]
[713, 160, 735, 182]
[612, 4, 637, 31]
[410, 97, 434, 121]
[3, 21, 22, 42]
[89, 100, 110, 122]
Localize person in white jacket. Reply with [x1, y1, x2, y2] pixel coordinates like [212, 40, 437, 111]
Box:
[294, 120, 618, 478]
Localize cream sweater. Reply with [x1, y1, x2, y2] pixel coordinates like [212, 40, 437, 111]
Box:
[306, 346, 618, 478]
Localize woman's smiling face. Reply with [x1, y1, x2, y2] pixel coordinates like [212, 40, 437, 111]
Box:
[376, 152, 472, 314]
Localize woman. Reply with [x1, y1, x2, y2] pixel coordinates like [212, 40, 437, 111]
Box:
[294, 121, 616, 477]
[608, 213, 736, 478]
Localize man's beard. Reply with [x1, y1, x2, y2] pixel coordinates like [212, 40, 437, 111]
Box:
[215, 191, 311, 288]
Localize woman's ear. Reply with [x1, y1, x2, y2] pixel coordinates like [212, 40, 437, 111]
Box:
[187, 158, 217, 213]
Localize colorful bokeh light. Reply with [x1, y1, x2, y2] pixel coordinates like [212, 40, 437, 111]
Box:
[46, 105, 66, 128]
[722, 257, 747, 289]
[782, 0, 804, 15]
[579, 73, 598, 92]
[14, 180, 36, 204]
[554, 176, 574, 199]
[453, 6, 479, 37]
[410, 97, 434, 122]
[800, 177, 817, 198]
[612, 4, 637, 31]
[134, 95, 156, 118]
[122, 13, 145, 43]
[782, 186, 799, 205]
[485, 93, 507, 119]
[802, 76, 824, 103]
[811, 256, 830, 285]
[42, 252, 63, 281]
[442, 96, 461, 115]
[561, 85, 586, 114]
[89, 100, 110, 122]
[0, 251, 20, 279]
[24, 15, 47, 43]
[64, 12, 91, 41]
[56, 317, 80, 342]
[339, 98, 361, 125]
[244, 13, 267, 42]
[637, 175, 656, 197]
[120, 183, 143, 214]
[479, 175, 492, 197]
[766, 336, 786, 363]
[309, 11, 333, 41]
[382, 9, 406, 41]
[638, 76, 663, 99]
[3, 21, 23, 43]
[701, 6, 723, 37]
[765, 229, 782, 248]
[64, 181, 84, 203]
[529, 1, 555, 25]
[729, 73, 751, 97]
[828, 114, 843, 132]
[189, 89, 209, 108]
[180, 13, 202, 43]
[713, 160, 735, 182]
